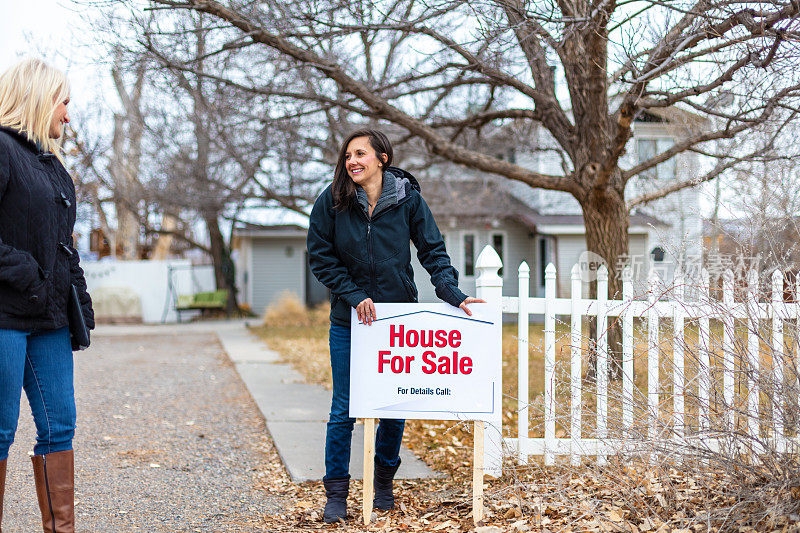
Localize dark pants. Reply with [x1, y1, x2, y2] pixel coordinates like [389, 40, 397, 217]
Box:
[0, 327, 75, 460]
[324, 324, 405, 480]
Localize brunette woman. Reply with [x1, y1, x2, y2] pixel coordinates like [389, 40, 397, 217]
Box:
[307, 129, 481, 522]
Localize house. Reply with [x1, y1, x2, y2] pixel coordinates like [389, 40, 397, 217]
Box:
[234, 112, 704, 314]
[406, 178, 667, 300]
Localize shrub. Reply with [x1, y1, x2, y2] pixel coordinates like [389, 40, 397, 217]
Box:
[261, 291, 329, 328]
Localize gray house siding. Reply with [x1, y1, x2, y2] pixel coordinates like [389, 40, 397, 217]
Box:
[251, 237, 306, 314]
[410, 221, 536, 303]
[553, 233, 648, 297]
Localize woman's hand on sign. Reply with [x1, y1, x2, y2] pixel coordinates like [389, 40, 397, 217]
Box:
[357, 297, 377, 325]
[459, 297, 485, 316]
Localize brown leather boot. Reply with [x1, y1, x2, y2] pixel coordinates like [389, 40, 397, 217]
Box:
[32, 450, 74, 533]
[1, 457, 7, 533]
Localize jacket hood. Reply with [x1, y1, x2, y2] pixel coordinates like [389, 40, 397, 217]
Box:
[385, 166, 421, 197]
[385, 166, 421, 208]
[0, 126, 43, 155]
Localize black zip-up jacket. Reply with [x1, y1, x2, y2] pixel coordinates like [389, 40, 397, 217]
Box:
[0, 126, 94, 331]
[307, 167, 467, 327]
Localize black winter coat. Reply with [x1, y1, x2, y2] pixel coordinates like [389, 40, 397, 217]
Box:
[0, 126, 94, 331]
[307, 167, 467, 327]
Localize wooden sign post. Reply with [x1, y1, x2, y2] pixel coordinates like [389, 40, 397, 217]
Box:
[361, 418, 485, 525]
[472, 420, 485, 523]
[362, 418, 376, 524]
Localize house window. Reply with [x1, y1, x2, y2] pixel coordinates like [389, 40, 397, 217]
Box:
[537, 236, 553, 288]
[651, 246, 666, 262]
[637, 138, 677, 180]
[507, 148, 517, 165]
[495, 148, 517, 164]
[491, 233, 504, 276]
[463, 234, 475, 277]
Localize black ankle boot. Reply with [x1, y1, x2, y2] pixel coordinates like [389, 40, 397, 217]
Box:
[323, 476, 350, 523]
[373, 458, 401, 510]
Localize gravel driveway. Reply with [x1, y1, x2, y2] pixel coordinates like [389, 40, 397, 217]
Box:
[3, 332, 281, 532]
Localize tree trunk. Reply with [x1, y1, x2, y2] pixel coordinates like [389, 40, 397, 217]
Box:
[582, 187, 629, 380]
[205, 214, 239, 316]
[111, 113, 140, 260]
[151, 214, 178, 260]
[110, 59, 146, 261]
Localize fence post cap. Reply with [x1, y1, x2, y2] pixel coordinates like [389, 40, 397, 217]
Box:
[597, 264, 608, 281]
[545, 263, 556, 277]
[571, 263, 581, 280]
[476, 245, 502, 270]
[518, 261, 530, 274]
[723, 269, 734, 282]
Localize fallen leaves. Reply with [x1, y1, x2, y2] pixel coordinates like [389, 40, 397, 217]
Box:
[252, 317, 800, 533]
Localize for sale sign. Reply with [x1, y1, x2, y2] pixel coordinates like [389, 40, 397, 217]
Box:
[349, 302, 502, 421]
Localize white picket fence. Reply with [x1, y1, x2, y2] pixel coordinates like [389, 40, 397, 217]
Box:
[474, 245, 800, 474]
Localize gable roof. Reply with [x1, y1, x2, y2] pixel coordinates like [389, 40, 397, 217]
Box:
[419, 177, 668, 233]
[233, 223, 308, 238]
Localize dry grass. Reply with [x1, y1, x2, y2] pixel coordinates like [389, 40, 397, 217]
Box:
[261, 291, 331, 328]
[256, 292, 332, 387]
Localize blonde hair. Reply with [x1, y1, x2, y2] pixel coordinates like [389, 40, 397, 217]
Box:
[0, 58, 70, 159]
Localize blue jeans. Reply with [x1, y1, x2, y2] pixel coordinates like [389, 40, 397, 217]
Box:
[0, 327, 75, 460]
[325, 324, 405, 480]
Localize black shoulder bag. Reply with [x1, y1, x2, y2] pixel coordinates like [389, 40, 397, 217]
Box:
[68, 284, 90, 351]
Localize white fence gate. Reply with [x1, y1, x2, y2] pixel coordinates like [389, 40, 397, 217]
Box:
[474, 245, 800, 476]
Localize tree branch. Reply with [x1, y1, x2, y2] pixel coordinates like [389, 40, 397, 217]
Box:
[627, 147, 769, 209]
[623, 82, 800, 181]
[150, 0, 579, 195]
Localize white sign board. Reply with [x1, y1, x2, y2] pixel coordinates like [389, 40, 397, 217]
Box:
[349, 303, 501, 420]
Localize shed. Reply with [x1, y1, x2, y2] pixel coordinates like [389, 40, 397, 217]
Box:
[233, 224, 328, 315]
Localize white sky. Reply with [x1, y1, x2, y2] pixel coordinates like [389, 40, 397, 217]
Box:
[0, 0, 113, 117]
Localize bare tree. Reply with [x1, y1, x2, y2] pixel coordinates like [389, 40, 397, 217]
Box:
[96, 0, 799, 303]
[129, 9, 325, 313]
[707, 121, 800, 278]
[69, 4, 326, 314]
[63, 53, 149, 260]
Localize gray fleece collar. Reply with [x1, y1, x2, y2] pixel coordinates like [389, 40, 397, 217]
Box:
[356, 169, 410, 218]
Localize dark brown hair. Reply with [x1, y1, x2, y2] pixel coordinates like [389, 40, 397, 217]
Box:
[332, 129, 393, 210]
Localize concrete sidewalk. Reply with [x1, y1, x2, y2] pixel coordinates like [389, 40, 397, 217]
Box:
[95, 320, 440, 483]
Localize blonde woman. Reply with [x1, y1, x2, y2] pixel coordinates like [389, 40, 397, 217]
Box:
[0, 58, 93, 533]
